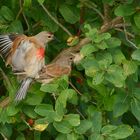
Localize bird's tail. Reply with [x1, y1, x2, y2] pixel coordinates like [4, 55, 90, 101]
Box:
[14, 77, 33, 102]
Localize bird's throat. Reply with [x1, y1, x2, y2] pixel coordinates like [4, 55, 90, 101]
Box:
[36, 47, 45, 59]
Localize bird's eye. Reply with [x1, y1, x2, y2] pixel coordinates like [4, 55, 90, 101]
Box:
[48, 35, 51, 38]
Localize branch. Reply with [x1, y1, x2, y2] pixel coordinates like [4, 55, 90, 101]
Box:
[84, 3, 104, 20]
[103, 4, 110, 24]
[100, 16, 123, 33]
[40, 4, 72, 36]
[16, 0, 30, 32]
[115, 28, 135, 38]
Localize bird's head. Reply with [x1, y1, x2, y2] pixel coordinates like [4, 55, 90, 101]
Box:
[35, 31, 54, 46]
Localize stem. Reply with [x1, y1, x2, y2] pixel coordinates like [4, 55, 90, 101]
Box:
[84, 3, 104, 20]
[123, 18, 137, 49]
[40, 4, 72, 36]
[69, 81, 82, 95]
[20, 0, 30, 32]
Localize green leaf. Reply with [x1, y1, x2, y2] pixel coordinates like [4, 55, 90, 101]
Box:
[53, 120, 72, 134]
[25, 92, 44, 105]
[56, 134, 67, 140]
[35, 117, 50, 124]
[8, 20, 23, 33]
[0, 110, 10, 124]
[91, 111, 102, 133]
[88, 133, 104, 140]
[96, 41, 109, 50]
[23, 0, 32, 8]
[101, 124, 134, 139]
[133, 88, 140, 100]
[123, 60, 137, 76]
[55, 101, 65, 122]
[97, 52, 112, 69]
[134, 13, 140, 29]
[34, 104, 55, 117]
[41, 12, 59, 32]
[92, 71, 104, 85]
[105, 65, 126, 87]
[94, 33, 111, 43]
[16, 133, 25, 140]
[113, 101, 129, 118]
[67, 133, 78, 140]
[131, 49, 140, 61]
[55, 89, 76, 121]
[84, 60, 100, 77]
[59, 4, 80, 24]
[75, 120, 92, 134]
[64, 114, 80, 127]
[56, 75, 69, 90]
[40, 83, 59, 93]
[0, 6, 14, 21]
[131, 98, 140, 121]
[22, 106, 38, 119]
[80, 43, 98, 57]
[113, 92, 130, 118]
[114, 4, 135, 16]
[105, 37, 121, 48]
[6, 105, 19, 116]
[110, 49, 126, 65]
[0, 124, 12, 138]
[85, 25, 98, 41]
[109, 125, 134, 139]
[101, 125, 117, 135]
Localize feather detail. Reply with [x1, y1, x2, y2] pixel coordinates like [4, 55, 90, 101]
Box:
[0, 35, 13, 60]
[14, 77, 32, 102]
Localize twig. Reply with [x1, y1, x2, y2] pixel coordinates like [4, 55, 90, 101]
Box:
[19, 0, 30, 32]
[40, 4, 72, 36]
[69, 81, 82, 95]
[123, 18, 137, 49]
[100, 16, 123, 33]
[0, 67, 14, 92]
[0, 132, 8, 140]
[24, 21, 41, 33]
[76, 108, 86, 119]
[23, 119, 33, 130]
[84, 3, 104, 20]
[16, 5, 23, 20]
[115, 28, 135, 38]
[103, 4, 110, 24]
[114, 23, 131, 28]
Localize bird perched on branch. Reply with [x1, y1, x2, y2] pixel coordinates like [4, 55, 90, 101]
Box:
[37, 55, 73, 84]
[0, 31, 54, 102]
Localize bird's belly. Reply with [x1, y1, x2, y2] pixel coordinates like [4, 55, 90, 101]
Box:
[12, 51, 45, 77]
[12, 49, 26, 71]
[24, 56, 45, 78]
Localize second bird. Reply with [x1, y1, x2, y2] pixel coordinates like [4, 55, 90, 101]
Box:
[0, 31, 54, 102]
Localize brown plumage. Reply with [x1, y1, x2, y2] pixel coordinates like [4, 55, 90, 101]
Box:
[0, 31, 54, 102]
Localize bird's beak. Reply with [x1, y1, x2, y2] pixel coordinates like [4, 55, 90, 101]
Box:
[53, 36, 61, 42]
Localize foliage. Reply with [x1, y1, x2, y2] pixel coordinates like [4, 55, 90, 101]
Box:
[0, 0, 140, 139]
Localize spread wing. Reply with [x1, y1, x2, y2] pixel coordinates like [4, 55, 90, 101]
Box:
[0, 34, 19, 60]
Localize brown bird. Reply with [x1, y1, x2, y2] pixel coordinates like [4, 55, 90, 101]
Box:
[38, 55, 73, 84]
[0, 31, 54, 102]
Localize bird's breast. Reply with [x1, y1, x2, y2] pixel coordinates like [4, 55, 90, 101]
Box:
[36, 47, 45, 59]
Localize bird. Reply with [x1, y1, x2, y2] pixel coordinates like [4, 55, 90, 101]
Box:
[37, 55, 73, 84]
[0, 31, 54, 102]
